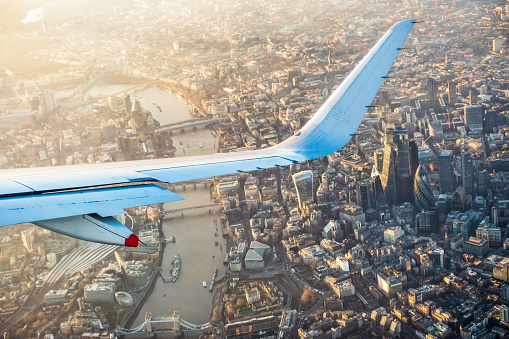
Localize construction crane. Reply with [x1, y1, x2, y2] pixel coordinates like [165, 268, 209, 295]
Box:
[444, 113, 456, 131]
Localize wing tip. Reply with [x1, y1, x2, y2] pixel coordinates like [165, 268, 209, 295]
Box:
[392, 19, 417, 30]
[273, 19, 416, 160]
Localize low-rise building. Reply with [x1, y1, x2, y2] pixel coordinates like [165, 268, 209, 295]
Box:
[279, 310, 297, 333]
[339, 203, 366, 225]
[60, 311, 101, 335]
[450, 234, 464, 250]
[298, 245, 326, 264]
[333, 280, 356, 299]
[377, 273, 403, 297]
[245, 289, 261, 304]
[245, 249, 264, 270]
[476, 224, 501, 247]
[384, 226, 405, 244]
[44, 289, 68, 305]
[84, 283, 116, 304]
[250, 241, 270, 257]
[320, 238, 343, 257]
[325, 277, 355, 299]
[463, 237, 489, 257]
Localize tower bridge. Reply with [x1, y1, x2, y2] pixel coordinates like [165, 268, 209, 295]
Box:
[119, 311, 215, 337]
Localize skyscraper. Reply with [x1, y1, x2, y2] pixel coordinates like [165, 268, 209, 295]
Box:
[124, 94, 132, 118]
[438, 150, 454, 193]
[414, 165, 434, 212]
[468, 90, 478, 106]
[381, 125, 412, 205]
[416, 210, 439, 235]
[451, 186, 467, 212]
[461, 150, 474, 196]
[464, 105, 483, 127]
[131, 99, 145, 130]
[387, 126, 410, 178]
[381, 144, 397, 207]
[484, 109, 498, 133]
[427, 78, 438, 105]
[492, 206, 499, 227]
[132, 98, 143, 114]
[409, 140, 419, 182]
[21, 228, 37, 252]
[399, 174, 414, 204]
[371, 167, 388, 212]
[374, 149, 384, 174]
[447, 82, 456, 105]
[500, 305, 509, 324]
[477, 169, 488, 195]
[502, 285, 509, 303]
[293, 170, 314, 210]
[457, 82, 464, 96]
[356, 181, 374, 212]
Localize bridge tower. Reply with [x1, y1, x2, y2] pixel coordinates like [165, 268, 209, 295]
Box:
[145, 312, 153, 334]
[173, 310, 181, 334]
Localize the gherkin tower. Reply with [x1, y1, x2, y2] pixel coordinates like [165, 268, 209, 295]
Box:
[414, 165, 434, 212]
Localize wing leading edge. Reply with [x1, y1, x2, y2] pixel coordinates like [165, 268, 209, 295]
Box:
[0, 20, 415, 246]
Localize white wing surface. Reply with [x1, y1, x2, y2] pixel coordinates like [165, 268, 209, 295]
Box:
[0, 20, 415, 246]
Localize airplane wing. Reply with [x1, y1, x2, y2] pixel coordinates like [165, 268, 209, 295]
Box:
[0, 20, 415, 247]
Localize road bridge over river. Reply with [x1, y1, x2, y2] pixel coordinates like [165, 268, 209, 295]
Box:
[119, 311, 218, 337]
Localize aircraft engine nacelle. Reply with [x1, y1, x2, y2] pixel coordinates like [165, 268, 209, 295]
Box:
[34, 214, 139, 247]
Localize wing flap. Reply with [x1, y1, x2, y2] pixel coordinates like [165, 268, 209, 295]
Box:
[8, 169, 151, 192]
[0, 184, 182, 226]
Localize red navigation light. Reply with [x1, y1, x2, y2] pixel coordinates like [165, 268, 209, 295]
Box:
[125, 234, 139, 247]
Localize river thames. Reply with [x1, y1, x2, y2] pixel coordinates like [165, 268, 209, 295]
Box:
[87, 84, 226, 334]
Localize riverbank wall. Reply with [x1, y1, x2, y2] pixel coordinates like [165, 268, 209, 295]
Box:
[122, 220, 166, 329]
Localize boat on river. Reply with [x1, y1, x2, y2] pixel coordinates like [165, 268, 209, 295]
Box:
[171, 254, 180, 282]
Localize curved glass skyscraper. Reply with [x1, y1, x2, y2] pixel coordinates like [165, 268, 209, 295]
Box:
[414, 165, 434, 212]
[293, 170, 314, 210]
